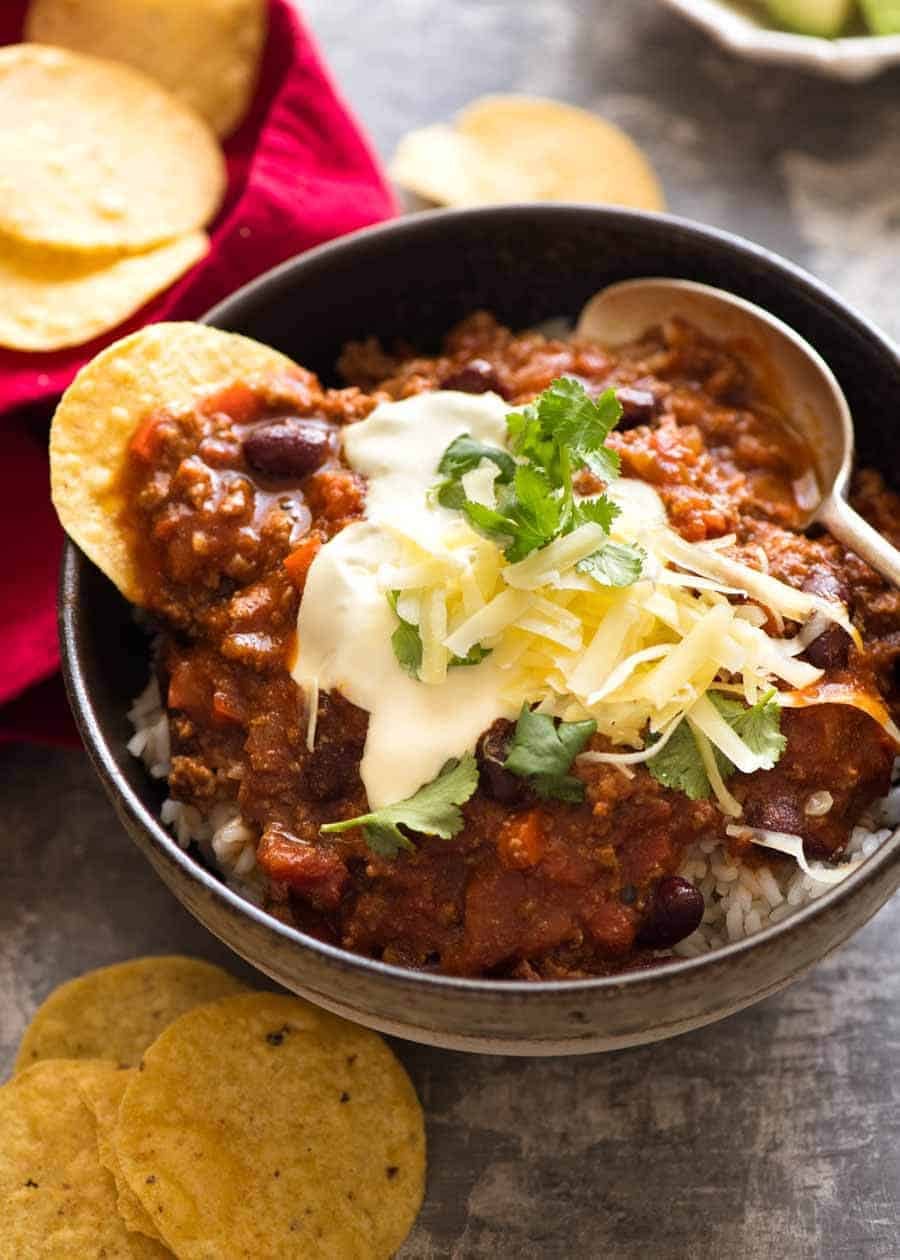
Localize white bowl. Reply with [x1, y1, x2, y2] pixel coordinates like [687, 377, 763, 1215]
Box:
[660, 0, 900, 80]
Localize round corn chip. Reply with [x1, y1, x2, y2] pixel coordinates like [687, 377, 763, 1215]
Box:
[15, 956, 246, 1073]
[77, 1066, 165, 1245]
[0, 1059, 172, 1259]
[0, 45, 225, 252]
[26, 0, 267, 138]
[391, 93, 665, 211]
[49, 322, 302, 602]
[391, 123, 535, 206]
[115, 993, 426, 1260]
[0, 230, 208, 351]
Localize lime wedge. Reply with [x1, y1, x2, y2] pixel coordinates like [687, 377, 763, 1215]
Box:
[765, 0, 854, 36]
[859, 0, 900, 32]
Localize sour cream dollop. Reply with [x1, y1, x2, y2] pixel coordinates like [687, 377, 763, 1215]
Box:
[292, 391, 518, 809]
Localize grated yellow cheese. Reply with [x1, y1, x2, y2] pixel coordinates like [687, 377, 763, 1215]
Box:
[372, 471, 878, 814]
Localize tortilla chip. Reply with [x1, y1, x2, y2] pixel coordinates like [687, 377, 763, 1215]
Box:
[77, 1065, 166, 1244]
[26, 0, 267, 138]
[392, 93, 665, 211]
[0, 231, 208, 351]
[392, 123, 536, 206]
[114, 992, 426, 1260]
[49, 322, 302, 601]
[0, 1060, 171, 1258]
[0, 44, 225, 251]
[15, 956, 246, 1072]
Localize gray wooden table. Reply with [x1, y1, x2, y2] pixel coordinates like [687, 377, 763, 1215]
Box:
[2, 3, 899, 1256]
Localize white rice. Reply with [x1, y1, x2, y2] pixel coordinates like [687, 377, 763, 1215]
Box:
[128, 676, 900, 953]
[131, 678, 267, 907]
[671, 771, 900, 958]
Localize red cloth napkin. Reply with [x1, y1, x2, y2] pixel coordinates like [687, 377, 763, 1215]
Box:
[0, 0, 397, 745]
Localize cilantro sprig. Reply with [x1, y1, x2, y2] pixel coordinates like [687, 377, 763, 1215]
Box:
[647, 691, 786, 801]
[320, 753, 479, 858]
[503, 703, 597, 803]
[436, 377, 643, 579]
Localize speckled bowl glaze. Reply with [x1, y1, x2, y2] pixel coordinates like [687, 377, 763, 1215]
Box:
[60, 205, 900, 1054]
[659, 0, 900, 81]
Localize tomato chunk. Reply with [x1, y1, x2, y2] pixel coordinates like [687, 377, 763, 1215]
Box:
[211, 688, 245, 726]
[199, 380, 259, 425]
[497, 809, 544, 870]
[283, 534, 322, 590]
[257, 827, 348, 910]
[128, 413, 169, 462]
[166, 660, 210, 715]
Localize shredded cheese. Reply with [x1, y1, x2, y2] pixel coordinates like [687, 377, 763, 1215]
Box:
[364, 475, 858, 785]
[726, 825, 864, 885]
[691, 721, 742, 817]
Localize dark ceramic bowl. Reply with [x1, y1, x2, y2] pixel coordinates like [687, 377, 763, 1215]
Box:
[60, 205, 900, 1054]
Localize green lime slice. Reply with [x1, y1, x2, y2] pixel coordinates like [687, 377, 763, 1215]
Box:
[859, 0, 900, 33]
[764, 0, 854, 36]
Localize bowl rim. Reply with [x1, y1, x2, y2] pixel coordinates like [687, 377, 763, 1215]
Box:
[655, 0, 897, 59]
[658, 0, 900, 78]
[62, 201, 900, 998]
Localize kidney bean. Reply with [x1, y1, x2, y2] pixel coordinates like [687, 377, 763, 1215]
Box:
[441, 358, 507, 397]
[804, 624, 851, 670]
[615, 384, 658, 427]
[243, 417, 330, 479]
[744, 796, 805, 836]
[476, 719, 535, 808]
[637, 876, 704, 949]
[801, 569, 851, 670]
[801, 567, 849, 606]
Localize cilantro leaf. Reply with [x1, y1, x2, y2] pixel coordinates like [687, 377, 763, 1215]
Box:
[434, 434, 515, 510]
[645, 720, 710, 800]
[449, 643, 492, 668]
[502, 464, 563, 561]
[436, 434, 515, 483]
[386, 591, 423, 678]
[647, 691, 787, 801]
[503, 703, 597, 802]
[531, 378, 623, 483]
[391, 621, 422, 678]
[576, 541, 645, 587]
[459, 499, 518, 551]
[320, 754, 479, 857]
[715, 689, 787, 775]
[461, 466, 562, 561]
[572, 495, 620, 533]
[505, 406, 556, 475]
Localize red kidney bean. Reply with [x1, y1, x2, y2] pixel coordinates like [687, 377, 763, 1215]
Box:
[801, 569, 851, 670]
[637, 876, 705, 948]
[243, 417, 330, 479]
[441, 359, 507, 397]
[802, 567, 849, 606]
[476, 719, 535, 808]
[615, 384, 658, 427]
[745, 796, 806, 835]
[804, 624, 851, 671]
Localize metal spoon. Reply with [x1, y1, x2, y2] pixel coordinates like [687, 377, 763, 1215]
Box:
[576, 277, 900, 587]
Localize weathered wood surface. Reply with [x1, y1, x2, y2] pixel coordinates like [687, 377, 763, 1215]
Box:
[3, 2, 899, 1254]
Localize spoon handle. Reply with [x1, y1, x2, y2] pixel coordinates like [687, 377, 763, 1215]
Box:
[818, 493, 900, 588]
